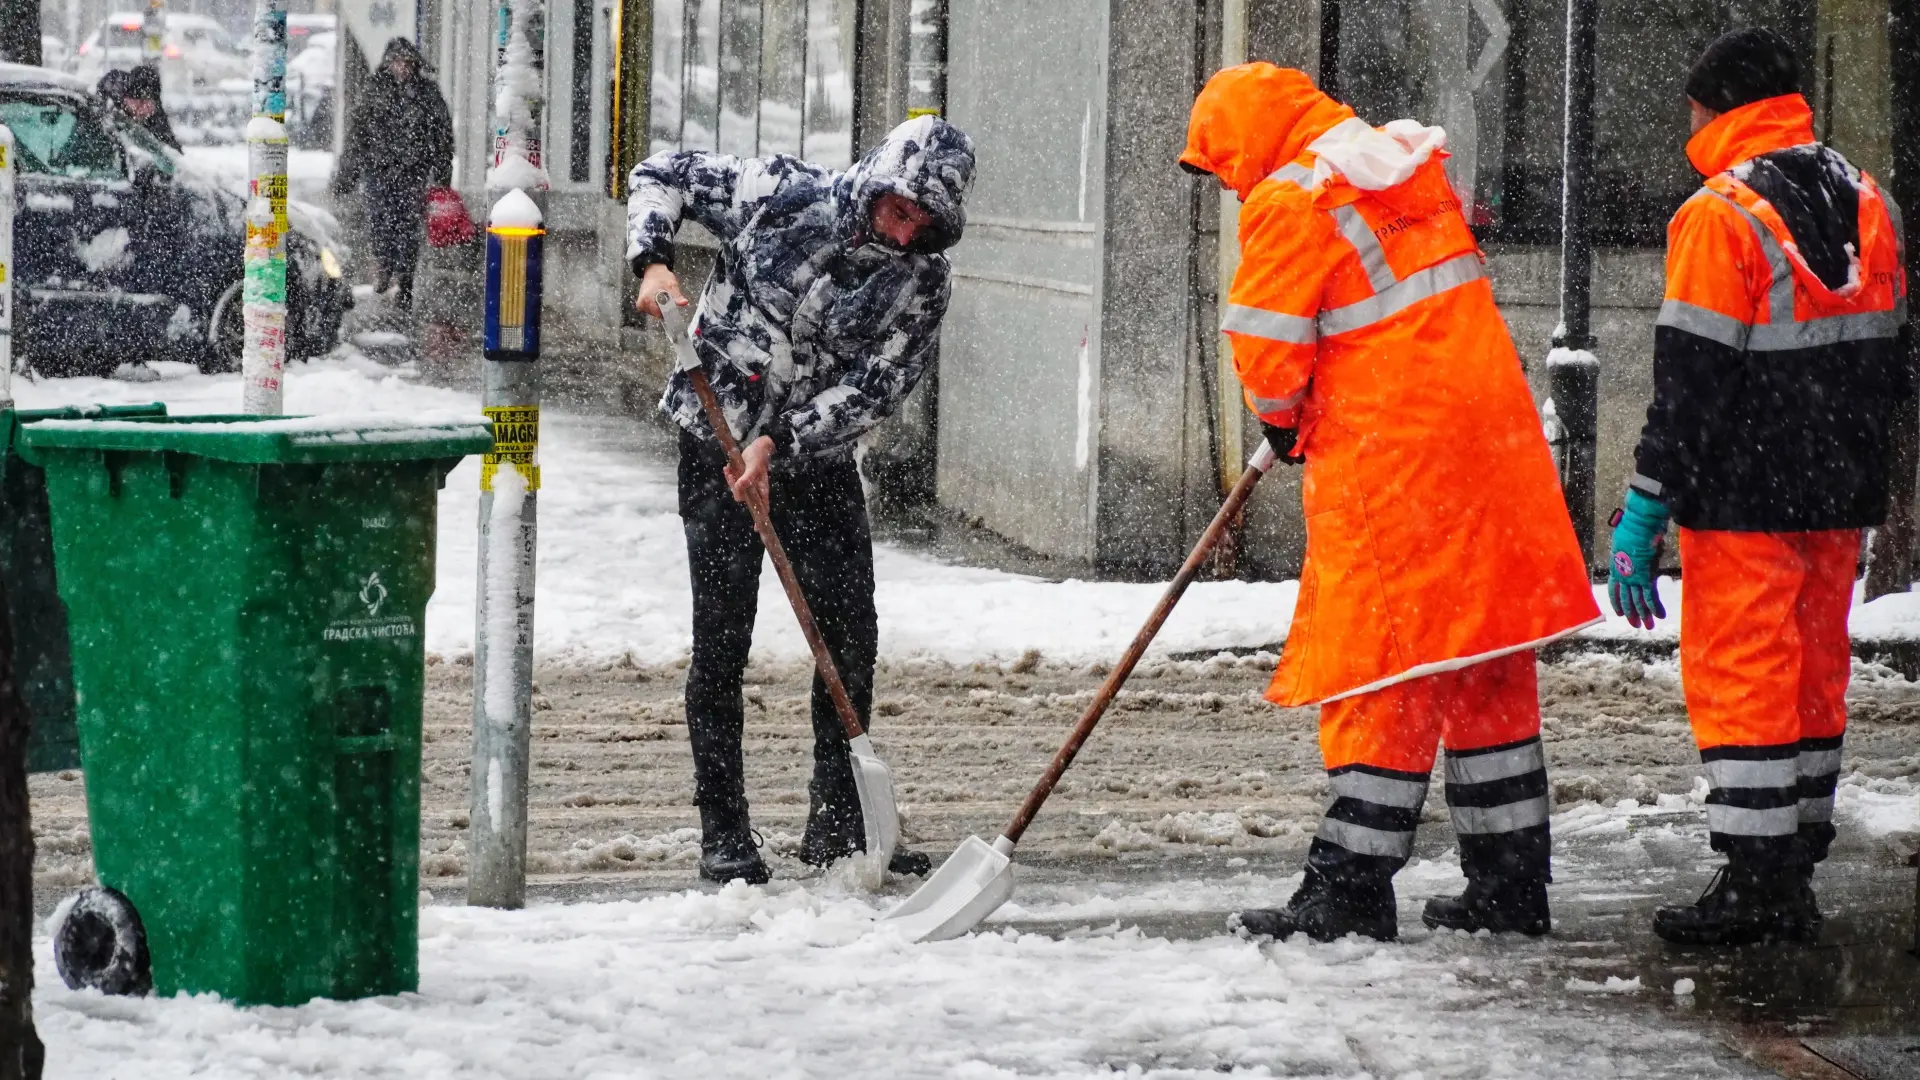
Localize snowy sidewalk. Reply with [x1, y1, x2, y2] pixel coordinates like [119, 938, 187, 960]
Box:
[32, 869, 1765, 1079]
[20, 354, 1920, 675]
[11, 356, 1297, 668]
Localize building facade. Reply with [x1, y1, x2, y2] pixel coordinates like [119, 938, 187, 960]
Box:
[333, 0, 1914, 578]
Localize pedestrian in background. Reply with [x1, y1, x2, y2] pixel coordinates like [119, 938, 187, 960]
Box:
[333, 37, 452, 311]
[1608, 28, 1908, 946]
[1181, 63, 1599, 943]
[99, 66, 179, 152]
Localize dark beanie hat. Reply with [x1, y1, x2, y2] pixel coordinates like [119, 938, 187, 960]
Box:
[1685, 28, 1801, 114]
[124, 65, 162, 102]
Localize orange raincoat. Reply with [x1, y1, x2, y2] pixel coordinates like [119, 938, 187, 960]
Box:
[1182, 64, 1599, 707]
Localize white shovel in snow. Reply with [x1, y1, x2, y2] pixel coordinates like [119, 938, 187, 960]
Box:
[885, 440, 1281, 941]
[656, 297, 900, 874]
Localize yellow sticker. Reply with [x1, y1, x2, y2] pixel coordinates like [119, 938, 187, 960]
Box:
[480, 405, 541, 492]
[0, 146, 10, 169]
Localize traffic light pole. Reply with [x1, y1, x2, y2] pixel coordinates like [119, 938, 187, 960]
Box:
[1547, 0, 1599, 567]
[468, 0, 548, 910]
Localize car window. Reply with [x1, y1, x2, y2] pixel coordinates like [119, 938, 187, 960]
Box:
[118, 122, 175, 177]
[104, 21, 143, 46]
[0, 99, 124, 181]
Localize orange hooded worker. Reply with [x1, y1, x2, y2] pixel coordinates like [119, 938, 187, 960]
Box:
[1181, 63, 1599, 942]
[1607, 29, 1907, 946]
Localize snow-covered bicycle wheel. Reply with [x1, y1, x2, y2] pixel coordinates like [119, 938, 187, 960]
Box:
[52, 886, 152, 996]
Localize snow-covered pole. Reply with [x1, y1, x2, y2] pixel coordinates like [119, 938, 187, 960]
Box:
[1547, 0, 1599, 563]
[141, 0, 164, 67]
[240, 0, 289, 415]
[0, 126, 15, 408]
[468, 0, 548, 910]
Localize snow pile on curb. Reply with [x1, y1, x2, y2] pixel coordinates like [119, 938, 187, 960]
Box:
[37, 881, 1738, 1078]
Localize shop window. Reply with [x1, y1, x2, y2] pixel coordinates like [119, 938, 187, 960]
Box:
[1325, 0, 1809, 248]
[648, 0, 856, 167]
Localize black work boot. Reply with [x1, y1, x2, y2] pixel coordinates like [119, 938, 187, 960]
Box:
[798, 792, 933, 877]
[1231, 866, 1398, 943]
[1422, 878, 1550, 935]
[1653, 861, 1819, 946]
[697, 800, 769, 886]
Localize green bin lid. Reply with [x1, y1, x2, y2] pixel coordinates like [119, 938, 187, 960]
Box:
[18, 412, 494, 465]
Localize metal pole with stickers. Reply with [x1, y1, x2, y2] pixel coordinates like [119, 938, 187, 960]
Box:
[468, 0, 547, 910]
[241, 0, 289, 415]
[0, 125, 13, 409]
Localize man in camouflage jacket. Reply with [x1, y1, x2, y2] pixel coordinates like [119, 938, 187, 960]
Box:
[629, 115, 975, 885]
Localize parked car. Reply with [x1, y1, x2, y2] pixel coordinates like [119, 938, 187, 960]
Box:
[0, 64, 352, 376]
[287, 13, 336, 46]
[285, 29, 335, 148]
[39, 35, 69, 72]
[72, 12, 248, 95]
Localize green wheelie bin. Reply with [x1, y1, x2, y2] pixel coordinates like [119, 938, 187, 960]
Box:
[0, 403, 169, 773]
[19, 412, 492, 1006]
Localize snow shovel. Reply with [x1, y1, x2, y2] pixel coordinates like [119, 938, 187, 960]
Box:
[884, 439, 1282, 941]
[655, 296, 900, 875]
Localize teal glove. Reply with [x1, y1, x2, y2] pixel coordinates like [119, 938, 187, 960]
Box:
[1607, 489, 1670, 629]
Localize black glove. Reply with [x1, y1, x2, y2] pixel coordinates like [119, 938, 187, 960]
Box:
[1262, 422, 1302, 464]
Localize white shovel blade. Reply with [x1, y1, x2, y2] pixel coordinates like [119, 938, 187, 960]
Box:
[848, 734, 899, 872]
[882, 834, 1016, 942]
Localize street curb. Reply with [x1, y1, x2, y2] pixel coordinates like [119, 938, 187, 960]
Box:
[1170, 636, 1920, 680]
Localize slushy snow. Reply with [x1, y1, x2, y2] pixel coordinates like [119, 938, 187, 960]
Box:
[34, 881, 1746, 1079]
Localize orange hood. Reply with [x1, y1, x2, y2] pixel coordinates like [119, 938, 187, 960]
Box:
[1181, 64, 1356, 200]
[1686, 94, 1816, 177]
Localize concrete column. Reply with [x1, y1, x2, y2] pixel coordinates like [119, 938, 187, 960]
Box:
[1087, 0, 1202, 574]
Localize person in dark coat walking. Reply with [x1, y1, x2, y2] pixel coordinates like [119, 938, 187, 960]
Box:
[628, 116, 975, 885]
[333, 37, 452, 310]
[99, 66, 179, 152]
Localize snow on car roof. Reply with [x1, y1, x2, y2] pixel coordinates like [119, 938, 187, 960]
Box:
[0, 61, 95, 95]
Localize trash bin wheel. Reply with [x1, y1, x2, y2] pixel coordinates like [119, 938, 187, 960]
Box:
[53, 886, 152, 996]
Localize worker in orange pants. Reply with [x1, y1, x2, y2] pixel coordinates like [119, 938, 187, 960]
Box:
[1315, 652, 1553, 935]
[1609, 29, 1906, 946]
[1180, 63, 1598, 943]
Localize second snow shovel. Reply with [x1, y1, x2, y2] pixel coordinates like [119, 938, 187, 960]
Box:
[656, 296, 901, 875]
[884, 439, 1282, 941]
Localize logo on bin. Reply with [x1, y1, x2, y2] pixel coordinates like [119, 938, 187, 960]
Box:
[360, 573, 389, 617]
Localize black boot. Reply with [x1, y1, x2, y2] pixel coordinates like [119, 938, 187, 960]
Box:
[1653, 861, 1819, 945]
[797, 792, 932, 877]
[1422, 878, 1550, 935]
[1795, 862, 1825, 934]
[1231, 866, 1398, 943]
[395, 271, 415, 312]
[697, 800, 769, 885]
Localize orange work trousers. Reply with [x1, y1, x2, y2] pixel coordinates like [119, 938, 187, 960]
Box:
[1320, 649, 1542, 773]
[1678, 528, 1855, 863]
[1312, 650, 1550, 880]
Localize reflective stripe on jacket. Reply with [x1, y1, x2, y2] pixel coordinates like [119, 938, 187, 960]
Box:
[1633, 94, 1910, 530]
[1182, 64, 1600, 707]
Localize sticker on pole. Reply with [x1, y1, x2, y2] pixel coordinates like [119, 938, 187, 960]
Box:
[481, 405, 540, 492]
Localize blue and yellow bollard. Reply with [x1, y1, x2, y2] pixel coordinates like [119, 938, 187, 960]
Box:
[483, 189, 545, 362]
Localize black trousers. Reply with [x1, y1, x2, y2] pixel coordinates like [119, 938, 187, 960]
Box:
[677, 430, 878, 843]
[363, 175, 427, 286]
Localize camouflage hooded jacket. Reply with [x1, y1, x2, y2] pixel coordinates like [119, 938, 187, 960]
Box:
[626, 116, 976, 461]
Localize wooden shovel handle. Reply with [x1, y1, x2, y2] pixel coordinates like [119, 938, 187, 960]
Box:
[1003, 452, 1274, 844]
[679, 341, 869, 742]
